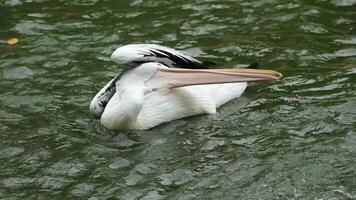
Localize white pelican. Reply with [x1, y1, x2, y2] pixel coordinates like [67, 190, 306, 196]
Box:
[90, 44, 282, 130]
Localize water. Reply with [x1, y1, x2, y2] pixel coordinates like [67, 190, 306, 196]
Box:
[1, 0, 356, 199]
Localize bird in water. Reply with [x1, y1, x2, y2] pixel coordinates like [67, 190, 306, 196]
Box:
[90, 44, 282, 130]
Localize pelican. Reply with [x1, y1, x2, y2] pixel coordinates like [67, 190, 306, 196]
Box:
[90, 44, 282, 130]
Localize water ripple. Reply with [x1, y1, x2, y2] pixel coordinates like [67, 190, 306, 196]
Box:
[1, 0, 356, 199]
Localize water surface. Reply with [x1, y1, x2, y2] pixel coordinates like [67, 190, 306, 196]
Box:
[1, 0, 356, 199]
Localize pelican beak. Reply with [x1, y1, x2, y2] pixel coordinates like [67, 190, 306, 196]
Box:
[146, 67, 282, 89]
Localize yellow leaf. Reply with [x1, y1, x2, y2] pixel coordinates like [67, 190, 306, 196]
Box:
[7, 38, 19, 45]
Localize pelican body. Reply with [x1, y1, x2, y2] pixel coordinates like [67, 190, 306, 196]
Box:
[90, 44, 282, 130]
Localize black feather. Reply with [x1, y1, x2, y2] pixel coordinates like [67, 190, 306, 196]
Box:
[145, 49, 208, 69]
[247, 62, 259, 69]
[202, 60, 216, 67]
[96, 70, 127, 110]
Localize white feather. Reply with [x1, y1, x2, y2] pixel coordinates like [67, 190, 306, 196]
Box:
[134, 83, 247, 130]
[111, 44, 204, 67]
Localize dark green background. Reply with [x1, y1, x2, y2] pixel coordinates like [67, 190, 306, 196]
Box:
[1, 0, 355, 199]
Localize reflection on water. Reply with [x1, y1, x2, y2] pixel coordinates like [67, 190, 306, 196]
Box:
[1, 0, 356, 199]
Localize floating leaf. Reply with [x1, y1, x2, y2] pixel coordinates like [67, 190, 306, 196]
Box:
[7, 38, 19, 45]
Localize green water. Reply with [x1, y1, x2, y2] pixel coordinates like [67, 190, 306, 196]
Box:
[1, 0, 356, 199]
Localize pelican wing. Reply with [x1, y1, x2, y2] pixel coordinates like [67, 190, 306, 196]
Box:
[111, 44, 208, 69]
